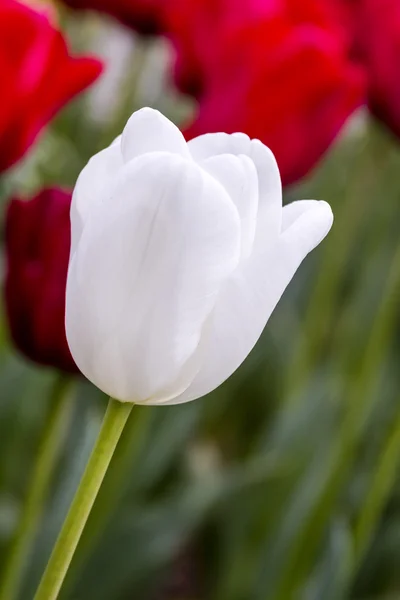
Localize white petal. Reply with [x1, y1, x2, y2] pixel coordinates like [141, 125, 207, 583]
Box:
[249, 139, 282, 249]
[280, 200, 333, 257]
[167, 200, 333, 404]
[111, 134, 121, 146]
[71, 141, 123, 255]
[282, 199, 322, 230]
[121, 107, 190, 163]
[66, 152, 241, 403]
[200, 154, 258, 260]
[189, 132, 282, 247]
[189, 132, 251, 159]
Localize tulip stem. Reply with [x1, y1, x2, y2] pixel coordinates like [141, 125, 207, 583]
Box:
[34, 397, 133, 600]
[65, 405, 152, 586]
[0, 376, 75, 600]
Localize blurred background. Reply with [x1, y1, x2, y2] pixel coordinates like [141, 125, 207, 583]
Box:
[1, 0, 400, 598]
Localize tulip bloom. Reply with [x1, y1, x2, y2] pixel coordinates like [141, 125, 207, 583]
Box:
[166, 0, 348, 98]
[0, 0, 102, 173]
[178, 1, 364, 186]
[5, 189, 79, 373]
[66, 108, 332, 404]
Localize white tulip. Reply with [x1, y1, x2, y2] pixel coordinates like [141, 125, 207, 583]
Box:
[66, 107, 333, 404]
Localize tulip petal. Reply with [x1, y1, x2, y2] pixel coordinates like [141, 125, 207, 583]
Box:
[66, 152, 241, 403]
[168, 200, 333, 404]
[189, 132, 282, 245]
[281, 199, 325, 230]
[249, 139, 282, 248]
[71, 141, 123, 254]
[200, 154, 258, 260]
[121, 107, 191, 163]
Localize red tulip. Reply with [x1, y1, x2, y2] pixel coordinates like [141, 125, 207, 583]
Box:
[0, 0, 102, 173]
[167, 0, 347, 98]
[5, 188, 79, 374]
[62, 0, 167, 33]
[180, 0, 364, 185]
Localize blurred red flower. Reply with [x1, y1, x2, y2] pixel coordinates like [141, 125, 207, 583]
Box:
[335, 0, 400, 138]
[178, 0, 364, 185]
[0, 0, 102, 173]
[167, 0, 347, 97]
[63, 0, 166, 33]
[5, 188, 79, 374]
[166, 0, 260, 97]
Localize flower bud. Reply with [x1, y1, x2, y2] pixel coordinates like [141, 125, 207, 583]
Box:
[66, 108, 333, 404]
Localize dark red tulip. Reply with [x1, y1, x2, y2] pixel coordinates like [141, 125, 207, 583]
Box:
[180, 0, 364, 185]
[5, 189, 79, 374]
[0, 0, 102, 173]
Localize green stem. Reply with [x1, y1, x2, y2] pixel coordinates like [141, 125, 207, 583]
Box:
[0, 376, 75, 600]
[34, 398, 133, 600]
[76, 406, 151, 553]
[353, 408, 400, 565]
[62, 405, 152, 598]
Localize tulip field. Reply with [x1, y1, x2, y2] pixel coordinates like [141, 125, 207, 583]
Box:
[1, 1, 400, 599]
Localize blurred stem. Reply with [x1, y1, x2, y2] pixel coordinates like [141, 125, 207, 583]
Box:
[0, 376, 75, 600]
[34, 397, 133, 600]
[353, 408, 400, 566]
[273, 239, 400, 600]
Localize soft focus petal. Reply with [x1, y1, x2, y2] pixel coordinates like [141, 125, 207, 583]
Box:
[0, 0, 102, 172]
[66, 152, 241, 402]
[121, 107, 191, 163]
[169, 200, 333, 404]
[200, 153, 258, 259]
[189, 132, 282, 241]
